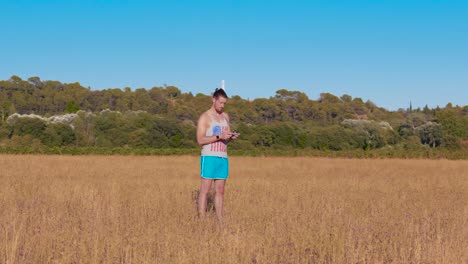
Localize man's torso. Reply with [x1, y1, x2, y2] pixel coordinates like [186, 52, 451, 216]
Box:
[201, 112, 229, 157]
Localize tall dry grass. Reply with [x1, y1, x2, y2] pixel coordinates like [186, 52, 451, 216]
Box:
[0, 155, 466, 263]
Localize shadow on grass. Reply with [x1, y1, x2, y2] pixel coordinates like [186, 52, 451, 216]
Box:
[192, 189, 216, 214]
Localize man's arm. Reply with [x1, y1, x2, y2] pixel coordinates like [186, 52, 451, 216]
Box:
[196, 113, 210, 146]
[196, 113, 231, 146]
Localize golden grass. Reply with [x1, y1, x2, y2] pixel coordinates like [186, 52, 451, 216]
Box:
[0, 155, 467, 263]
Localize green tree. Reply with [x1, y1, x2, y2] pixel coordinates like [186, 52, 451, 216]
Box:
[42, 123, 76, 146]
[270, 123, 307, 148]
[73, 111, 96, 146]
[27, 76, 43, 88]
[253, 98, 280, 123]
[249, 125, 276, 147]
[307, 126, 357, 151]
[94, 110, 128, 147]
[165, 86, 181, 98]
[147, 118, 185, 148]
[416, 122, 443, 147]
[132, 88, 154, 111]
[65, 100, 80, 113]
[435, 109, 468, 139]
[275, 89, 308, 103]
[9, 117, 47, 139]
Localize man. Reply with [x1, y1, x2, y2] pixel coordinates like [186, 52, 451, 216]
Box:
[196, 88, 239, 222]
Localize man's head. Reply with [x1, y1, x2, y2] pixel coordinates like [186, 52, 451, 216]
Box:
[212, 88, 228, 114]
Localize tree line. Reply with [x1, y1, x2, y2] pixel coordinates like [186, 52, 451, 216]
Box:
[0, 75, 467, 155]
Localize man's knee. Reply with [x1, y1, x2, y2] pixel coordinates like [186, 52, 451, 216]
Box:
[215, 185, 225, 195]
[199, 188, 210, 195]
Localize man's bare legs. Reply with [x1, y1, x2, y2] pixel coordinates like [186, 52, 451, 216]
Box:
[214, 179, 226, 222]
[198, 178, 213, 218]
[198, 178, 226, 222]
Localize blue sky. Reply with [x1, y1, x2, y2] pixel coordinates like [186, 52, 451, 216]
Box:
[1, 0, 467, 110]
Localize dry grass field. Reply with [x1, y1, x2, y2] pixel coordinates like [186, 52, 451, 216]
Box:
[0, 155, 467, 263]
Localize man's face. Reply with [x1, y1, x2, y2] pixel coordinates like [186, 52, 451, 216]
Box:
[212, 96, 227, 113]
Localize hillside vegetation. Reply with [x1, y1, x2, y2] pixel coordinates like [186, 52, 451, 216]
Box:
[0, 75, 467, 157]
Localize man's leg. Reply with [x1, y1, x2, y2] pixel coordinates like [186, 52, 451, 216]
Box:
[214, 179, 226, 222]
[198, 178, 213, 218]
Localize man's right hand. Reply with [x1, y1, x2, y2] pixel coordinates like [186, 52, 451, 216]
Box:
[218, 131, 232, 140]
[230, 133, 240, 140]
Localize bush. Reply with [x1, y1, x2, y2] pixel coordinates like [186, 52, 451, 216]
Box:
[307, 126, 357, 151]
[42, 123, 76, 147]
[415, 122, 443, 147]
[9, 117, 46, 139]
[0, 127, 9, 140]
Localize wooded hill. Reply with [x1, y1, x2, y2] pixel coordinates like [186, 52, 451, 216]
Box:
[1, 75, 467, 155]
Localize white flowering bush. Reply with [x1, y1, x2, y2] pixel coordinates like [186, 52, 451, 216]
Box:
[7, 113, 78, 126]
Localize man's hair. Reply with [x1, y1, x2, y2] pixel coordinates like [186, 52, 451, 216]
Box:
[213, 88, 228, 99]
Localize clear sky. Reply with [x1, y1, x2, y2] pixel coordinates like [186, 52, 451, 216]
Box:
[1, 0, 467, 110]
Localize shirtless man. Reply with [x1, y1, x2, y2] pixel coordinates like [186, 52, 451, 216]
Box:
[196, 88, 240, 222]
